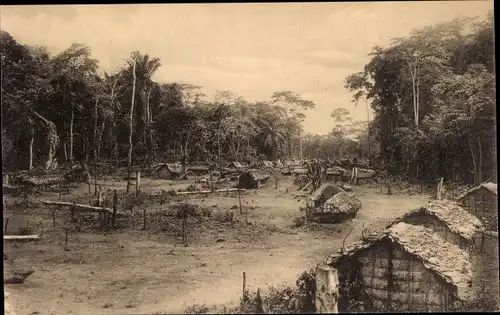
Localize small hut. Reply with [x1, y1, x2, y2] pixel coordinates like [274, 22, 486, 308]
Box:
[305, 183, 361, 223]
[457, 182, 498, 232]
[325, 166, 348, 182]
[386, 201, 484, 252]
[238, 169, 271, 189]
[154, 163, 184, 180]
[327, 222, 473, 312]
[185, 164, 211, 176]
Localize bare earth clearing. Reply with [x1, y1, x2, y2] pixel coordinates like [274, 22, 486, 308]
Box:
[4, 177, 431, 315]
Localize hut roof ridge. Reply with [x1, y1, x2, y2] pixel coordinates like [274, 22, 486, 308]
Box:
[387, 201, 484, 240]
[457, 182, 497, 200]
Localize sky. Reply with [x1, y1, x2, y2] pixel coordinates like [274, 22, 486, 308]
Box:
[0, 1, 494, 135]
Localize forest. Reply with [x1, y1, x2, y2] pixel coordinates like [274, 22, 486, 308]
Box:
[1, 12, 495, 185]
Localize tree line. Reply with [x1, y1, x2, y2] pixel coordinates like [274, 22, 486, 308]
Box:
[1, 11, 494, 186]
[345, 12, 495, 184]
[1, 30, 327, 171]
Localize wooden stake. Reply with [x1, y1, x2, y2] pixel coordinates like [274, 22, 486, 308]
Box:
[65, 228, 68, 245]
[210, 173, 214, 192]
[4, 217, 10, 234]
[238, 187, 243, 215]
[51, 209, 57, 227]
[88, 181, 91, 196]
[112, 189, 118, 227]
[242, 272, 247, 300]
[135, 170, 141, 196]
[143, 207, 147, 230]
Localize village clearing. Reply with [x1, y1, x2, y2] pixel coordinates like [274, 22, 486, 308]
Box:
[3, 174, 434, 315]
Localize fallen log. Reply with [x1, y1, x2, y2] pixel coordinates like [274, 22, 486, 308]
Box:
[299, 181, 312, 192]
[176, 188, 246, 195]
[4, 234, 40, 241]
[293, 193, 310, 199]
[40, 200, 129, 217]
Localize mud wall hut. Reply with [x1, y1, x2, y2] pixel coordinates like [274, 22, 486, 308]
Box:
[238, 169, 271, 189]
[327, 222, 473, 312]
[386, 201, 484, 252]
[457, 182, 497, 232]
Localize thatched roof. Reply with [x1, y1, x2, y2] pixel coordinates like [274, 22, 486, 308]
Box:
[310, 183, 346, 202]
[355, 168, 376, 178]
[155, 163, 183, 174]
[292, 168, 308, 174]
[457, 182, 498, 200]
[323, 192, 361, 214]
[387, 201, 484, 240]
[327, 222, 473, 300]
[262, 160, 274, 168]
[326, 166, 347, 175]
[186, 164, 210, 171]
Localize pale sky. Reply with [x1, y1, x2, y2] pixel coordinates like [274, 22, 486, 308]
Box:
[0, 2, 494, 135]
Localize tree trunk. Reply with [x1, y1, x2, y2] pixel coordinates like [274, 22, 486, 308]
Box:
[478, 137, 483, 184]
[97, 120, 105, 160]
[468, 138, 478, 184]
[29, 132, 34, 171]
[127, 58, 137, 193]
[94, 98, 99, 161]
[32, 111, 59, 170]
[69, 104, 74, 162]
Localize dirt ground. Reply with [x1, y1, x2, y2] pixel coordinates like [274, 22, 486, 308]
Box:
[4, 176, 433, 315]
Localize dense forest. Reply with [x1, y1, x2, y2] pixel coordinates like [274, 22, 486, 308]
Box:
[1, 12, 495, 185]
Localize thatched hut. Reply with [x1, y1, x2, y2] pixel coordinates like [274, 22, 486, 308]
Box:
[457, 182, 497, 232]
[327, 222, 473, 312]
[154, 163, 184, 180]
[185, 164, 211, 176]
[325, 166, 348, 182]
[305, 183, 361, 223]
[386, 201, 484, 252]
[238, 169, 271, 189]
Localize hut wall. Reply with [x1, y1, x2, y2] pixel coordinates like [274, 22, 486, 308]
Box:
[337, 241, 452, 312]
[462, 188, 498, 232]
[401, 214, 465, 249]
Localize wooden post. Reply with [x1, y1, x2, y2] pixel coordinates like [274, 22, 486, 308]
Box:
[136, 170, 141, 196]
[315, 264, 339, 313]
[70, 202, 76, 220]
[112, 189, 118, 227]
[126, 167, 131, 193]
[242, 272, 247, 300]
[245, 200, 248, 224]
[238, 188, 243, 215]
[65, 228, 68, 245]
[4, 217, 10, 234]
[88, 181, 91, 196]
[387, 184, 392, 195]
[436, 177, 444, 200]
[143, 207, 147, 230]
[98, 210, 103, 227]
[210, 173, 214, 192]
[59, 179, 62, 200]
[51, 208, 57, 227]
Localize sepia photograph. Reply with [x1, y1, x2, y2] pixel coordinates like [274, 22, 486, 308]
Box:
[1, 1, 496, 314]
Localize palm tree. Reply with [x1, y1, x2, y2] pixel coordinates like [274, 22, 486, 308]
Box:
[255, 117, 287, 160]
[121, 52, 162, 160]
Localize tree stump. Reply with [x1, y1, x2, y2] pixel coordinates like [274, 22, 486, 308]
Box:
[315, 264, 339, 313]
